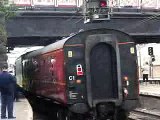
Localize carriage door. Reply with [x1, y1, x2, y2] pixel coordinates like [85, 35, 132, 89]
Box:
[85, 34, 122, 107]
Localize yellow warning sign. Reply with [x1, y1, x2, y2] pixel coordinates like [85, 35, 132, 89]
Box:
[68, 51, 73, 57]
[130, 47, 135, 54]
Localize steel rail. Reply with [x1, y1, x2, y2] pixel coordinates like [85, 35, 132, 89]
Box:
[129, 94, 160, 120]
[130, 109, 160, 120]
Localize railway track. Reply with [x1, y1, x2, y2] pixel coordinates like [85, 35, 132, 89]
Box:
[32, 93, 160, 120]
[129, 94, 160, 120]
[33, 112, 48, 120]
[129, 108, 160, 120]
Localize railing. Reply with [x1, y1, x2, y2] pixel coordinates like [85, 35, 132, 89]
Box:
[110, 0, 160, 9]
[8, 0, 160, 10]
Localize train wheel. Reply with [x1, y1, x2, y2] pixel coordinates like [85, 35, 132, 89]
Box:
[65, 112, 85, 120]
[65, 112, 74, 120]
[114, 109, 128, 120]
[56, 109, 66, 120]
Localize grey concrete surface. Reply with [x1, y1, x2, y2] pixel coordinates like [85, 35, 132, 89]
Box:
[0, 95, 33, 120]
[140, 84, 160, 97]
[139, 84, 160, 110]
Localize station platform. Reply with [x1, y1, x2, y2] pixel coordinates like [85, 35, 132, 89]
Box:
[0, 95, 33, 120]
[140, 83, 160, 97]
[139, 78, 160, 84]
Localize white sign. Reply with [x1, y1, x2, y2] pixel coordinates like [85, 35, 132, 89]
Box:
[68, 51, 73, 57]
[69, 76, 75, 81]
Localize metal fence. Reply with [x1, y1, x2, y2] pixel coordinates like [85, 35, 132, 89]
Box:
[109, 0, 159, 8]
[8, 0, 160, 9]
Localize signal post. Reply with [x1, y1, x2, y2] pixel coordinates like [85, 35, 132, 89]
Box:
[83, 0, 111, 23]
[148, 47, 155, 78]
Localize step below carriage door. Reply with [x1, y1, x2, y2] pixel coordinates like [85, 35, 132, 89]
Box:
[85, 34, 122, 107]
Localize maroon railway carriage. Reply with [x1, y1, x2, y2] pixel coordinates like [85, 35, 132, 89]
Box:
[16, 28, 139, 120]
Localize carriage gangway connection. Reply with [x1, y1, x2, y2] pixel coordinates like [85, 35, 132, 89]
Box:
[0, 95, 33, 120]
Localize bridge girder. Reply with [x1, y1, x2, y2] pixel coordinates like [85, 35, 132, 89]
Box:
[6, 11, 160, 47]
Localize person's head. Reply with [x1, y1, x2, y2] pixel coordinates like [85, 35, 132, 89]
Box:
[1, 65, 8, 72]
[145, 62, 148, 65]
[9, 70, 14, 75]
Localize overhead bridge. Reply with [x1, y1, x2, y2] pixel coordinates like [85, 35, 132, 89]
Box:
[6, 8, 160, 47]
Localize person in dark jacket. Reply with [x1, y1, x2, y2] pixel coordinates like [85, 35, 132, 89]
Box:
[8, 70, 19, 102]
[0, 65, 16, 119]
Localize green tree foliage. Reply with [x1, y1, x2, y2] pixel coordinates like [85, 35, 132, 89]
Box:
[0, 0, 9, 48]
[0, 0, 16, 19]
[0, 20, 7, 44]
[0, 12, 8, 68]
[0, 0, 16, 44]
[0, 0, 12, 68]
[0, 12, 7, 48]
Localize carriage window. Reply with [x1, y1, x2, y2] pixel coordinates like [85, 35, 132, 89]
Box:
[40, 60, 43, 66]
[50, 58, 56, 76]
[32, 59, 39, 72]
[48, 57, 50, 63]
[51, 58, 56, 64]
